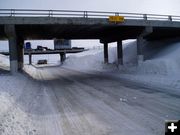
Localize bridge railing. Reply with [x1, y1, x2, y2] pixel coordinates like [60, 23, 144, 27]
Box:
[0, 9, 180, 22]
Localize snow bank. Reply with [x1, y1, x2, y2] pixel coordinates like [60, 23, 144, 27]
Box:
[63, 40, 137, 72]
[63, 40, 180, 93]
[63, 47, 117, 71]
[63, 40, 180, 75]
[0, 54, 9, 71]
[122, 42, 180, 76]
[0, 75, 37, 135]
[123, 40, 137, 65]
[0, 54, 9, 66]
[115, 41, 180, 94]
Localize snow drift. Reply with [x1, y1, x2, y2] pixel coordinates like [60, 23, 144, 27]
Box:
[63, 40, 180, 75]
[62, 40, 180, 93]
[0, 54, 9, 71]
[131, 42, 180, 76]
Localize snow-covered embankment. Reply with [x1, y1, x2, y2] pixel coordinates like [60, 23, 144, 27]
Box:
[63, 40, 180, 94]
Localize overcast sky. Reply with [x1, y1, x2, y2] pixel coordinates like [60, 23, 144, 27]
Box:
[0, 0, 180, 15]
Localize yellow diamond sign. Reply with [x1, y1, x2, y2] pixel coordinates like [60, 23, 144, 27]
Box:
[109, 16, 124, 23]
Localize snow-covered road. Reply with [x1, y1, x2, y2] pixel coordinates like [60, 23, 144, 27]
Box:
[0, 66, 180, 135]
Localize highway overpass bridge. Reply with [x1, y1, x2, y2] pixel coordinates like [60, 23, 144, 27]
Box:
[1, 9, 180, 74]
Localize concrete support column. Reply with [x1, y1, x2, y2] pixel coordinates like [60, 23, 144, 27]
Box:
[29, 53, 32, 65]
[4, 25, 18, 74]
[9, 37, 18, 73]
[17, 38, 24, 71]
[104, 42, 108, 64]
[117, 40, 123, 65]
[137, 27, 153, 64]
[60, 52, 66, 63]
[137, 36, 144, 64]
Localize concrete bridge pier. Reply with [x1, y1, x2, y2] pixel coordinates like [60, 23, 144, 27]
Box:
[17, 38, 24, 71]
[60, 52, 66, 63]
[137, 36, 145, 64]
[29, 53, 32, 65]
[117, 40, 123, 66]
[137, 27, 153, 64]
[4, 25, 19, 74]
[103, 42, 109, 64]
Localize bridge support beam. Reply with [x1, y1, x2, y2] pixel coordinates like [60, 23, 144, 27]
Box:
[137, 36, 144, 64]
[60, 52, 66, 63]
[137, 27, 153, 64]
[117, 41, 123, 66]
[5, 25, 24, 72]
[17, 38, 24, 71]
[103, 42, 109, 64]
[4, 25, 19, 74]
[29, 53, 32, 65]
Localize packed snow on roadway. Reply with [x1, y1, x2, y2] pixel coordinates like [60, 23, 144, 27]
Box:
[0, 39, 180, 134]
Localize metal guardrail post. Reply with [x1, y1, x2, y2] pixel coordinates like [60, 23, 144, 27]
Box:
[84, 11, 88, 18]
[168, 16, 172, 21]
[143, 14, 147, 20]
[10, 9, 15, 17]
[115, 12, 119, 16]
[48, 10, 53, 17]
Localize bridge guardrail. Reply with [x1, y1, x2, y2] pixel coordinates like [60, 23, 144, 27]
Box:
[0, 9, 180, 22]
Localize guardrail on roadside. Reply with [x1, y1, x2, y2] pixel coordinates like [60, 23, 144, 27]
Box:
[0, 9, 180, 22]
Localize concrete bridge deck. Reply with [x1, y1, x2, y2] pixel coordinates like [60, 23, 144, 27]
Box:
[0, 9, 180, 73]
[1, 9, 180, 41]
[1, 17, 180, 41]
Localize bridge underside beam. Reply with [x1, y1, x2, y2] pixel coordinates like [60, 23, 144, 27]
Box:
[17, 38, 24, 70]
[137, 37, 145, 64]
[5, 25, 18, 73]
[4, 25, 24, 74]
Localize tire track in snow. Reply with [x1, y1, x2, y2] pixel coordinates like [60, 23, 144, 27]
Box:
[37, 69, 64, 135]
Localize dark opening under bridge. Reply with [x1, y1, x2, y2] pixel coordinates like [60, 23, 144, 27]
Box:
[1, 9, 180, 74]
